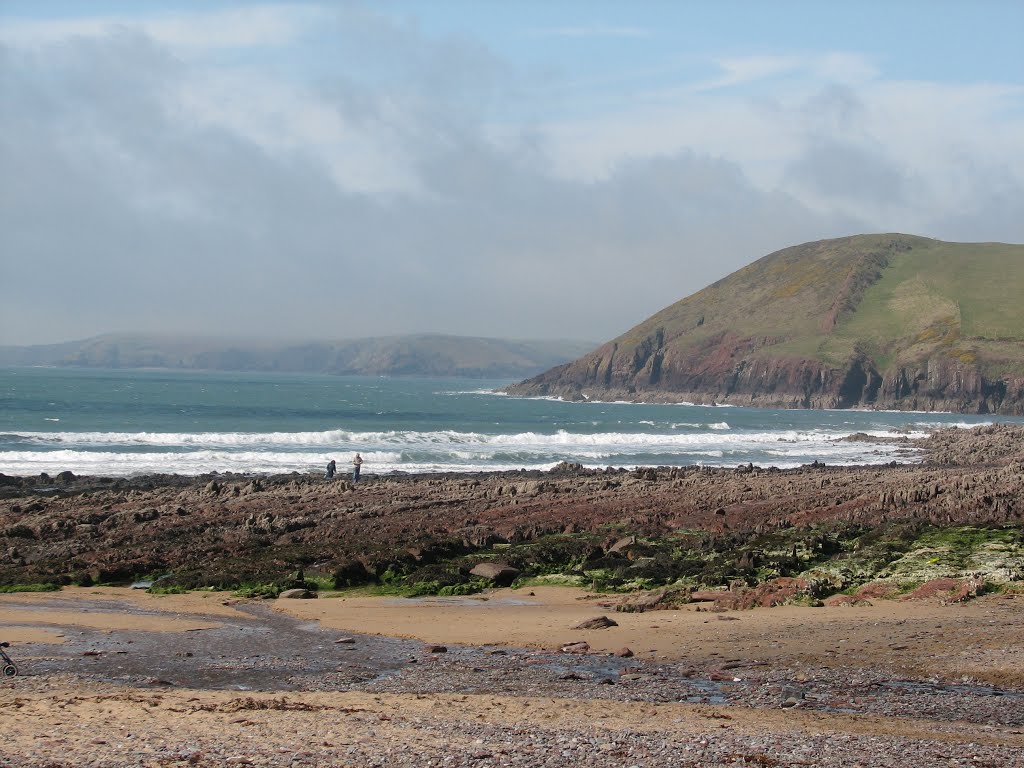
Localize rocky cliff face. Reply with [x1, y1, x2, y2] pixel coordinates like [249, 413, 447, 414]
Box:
[508, 235, 1024, 414]
[512, 342, 1024, 414]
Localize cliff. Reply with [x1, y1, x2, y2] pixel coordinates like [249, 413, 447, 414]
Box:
[508, 235, 1024, 414]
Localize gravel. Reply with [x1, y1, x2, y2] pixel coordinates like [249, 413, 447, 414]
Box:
[3, 603, 1023, 768]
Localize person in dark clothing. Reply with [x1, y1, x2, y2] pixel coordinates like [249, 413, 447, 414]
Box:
[325, 459, 336, 480]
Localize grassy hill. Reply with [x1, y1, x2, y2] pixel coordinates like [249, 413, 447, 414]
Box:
[509, 235, 1024, 413]
[0, 334, 595, 380]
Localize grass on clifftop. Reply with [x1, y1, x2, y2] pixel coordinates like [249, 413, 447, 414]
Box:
[819, 240, 1024, 372]
[609, 235, 1024, 381]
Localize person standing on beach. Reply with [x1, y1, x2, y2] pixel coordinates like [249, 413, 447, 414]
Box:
[325, 459, 336, 480]
[352, 453, 363, 482]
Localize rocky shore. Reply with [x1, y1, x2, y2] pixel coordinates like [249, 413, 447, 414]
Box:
[1, 424, 1023, 766]
[1, 424, 1022, 595]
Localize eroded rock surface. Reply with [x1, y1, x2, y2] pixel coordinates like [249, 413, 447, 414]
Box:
[1, 425, 1022, 591]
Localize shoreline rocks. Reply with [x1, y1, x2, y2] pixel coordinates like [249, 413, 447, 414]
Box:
[0, 425, 1022, 598]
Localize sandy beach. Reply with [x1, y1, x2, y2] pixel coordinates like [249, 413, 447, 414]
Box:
[2, 584, 1023, 767]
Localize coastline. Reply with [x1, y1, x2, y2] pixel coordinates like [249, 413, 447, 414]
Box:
[2, 424, 1023, 765]
[5, 365, 1011, 478]
[3, 424, 1023, 591]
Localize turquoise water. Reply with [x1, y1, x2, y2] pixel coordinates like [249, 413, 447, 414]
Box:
[1, 367, 1017, 477]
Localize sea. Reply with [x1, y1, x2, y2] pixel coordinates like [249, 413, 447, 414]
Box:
[1, 367, 1020, 478]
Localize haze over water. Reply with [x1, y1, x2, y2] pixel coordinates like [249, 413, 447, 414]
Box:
[1, 368, 1019, 478]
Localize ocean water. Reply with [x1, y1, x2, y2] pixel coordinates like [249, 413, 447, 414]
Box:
[1, 367, 1018, 478]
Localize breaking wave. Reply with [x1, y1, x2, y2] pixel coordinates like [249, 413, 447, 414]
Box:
[0, 426, 927, 477]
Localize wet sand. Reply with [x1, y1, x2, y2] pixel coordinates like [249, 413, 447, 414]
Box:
[2, 586, 1023, 767]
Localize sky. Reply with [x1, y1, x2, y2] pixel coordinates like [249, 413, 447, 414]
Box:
[1, 1, 1022, 346]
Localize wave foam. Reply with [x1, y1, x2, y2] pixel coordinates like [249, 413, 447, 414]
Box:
[6, 425, 923, 451]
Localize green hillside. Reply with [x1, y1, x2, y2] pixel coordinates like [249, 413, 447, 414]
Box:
[510, 235, 1024, 413]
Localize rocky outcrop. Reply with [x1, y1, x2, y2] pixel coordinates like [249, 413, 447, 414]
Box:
[1, 425, 1022, 591]
[516, 353, 1024, 414]
[691, 577, 818, 610]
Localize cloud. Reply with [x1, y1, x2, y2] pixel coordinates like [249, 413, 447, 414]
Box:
[0, 4, 325, 51]
[0, 23, 850, 346]
[695, 53, 878, 91]
[0, 4, 1021, 348]
[785, 138, 908, 217]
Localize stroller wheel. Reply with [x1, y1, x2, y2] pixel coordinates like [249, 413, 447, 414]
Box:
[2, 664, 16, 677]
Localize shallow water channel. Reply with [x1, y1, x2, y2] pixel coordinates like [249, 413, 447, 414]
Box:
[13, 599, 420, 691]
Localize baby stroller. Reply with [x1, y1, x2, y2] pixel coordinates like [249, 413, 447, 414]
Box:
[0, 642, 17, 677]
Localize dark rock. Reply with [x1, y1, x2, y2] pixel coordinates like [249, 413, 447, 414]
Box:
[277, 588, 315, 599]
[560, 641, 590, 654]
[572, 615, 618, 630]
[607, 535, 636, 555]
[469, 562, 520, 586]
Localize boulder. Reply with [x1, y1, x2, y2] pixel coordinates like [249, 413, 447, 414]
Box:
[469, 562, 520, 586]
[607, 535, 636, 555]
[942, 576, 986, 604]
[691, 577, 813, 610]
[560, 641, 590, 654]
[572, 615, 618, 630]
[277, 588, 315, 599]
[824, 594, 873, 607]
[906, 577, 960, 600]
[615, 587, 688, 613]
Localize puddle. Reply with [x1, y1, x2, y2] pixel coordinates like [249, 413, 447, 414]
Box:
[680, 678, 729, 705]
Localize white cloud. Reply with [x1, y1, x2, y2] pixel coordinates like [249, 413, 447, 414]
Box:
[0, 4, 325, 51]
[168, 70, 422, 196]
[536, 65, 1024, 241]
[695, 53, 878, 91]
[1, 4, 1021, 347]
[696, 55, 804, 90]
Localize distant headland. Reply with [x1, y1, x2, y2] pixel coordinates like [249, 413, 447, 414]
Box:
[0, 333, 595, 380]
